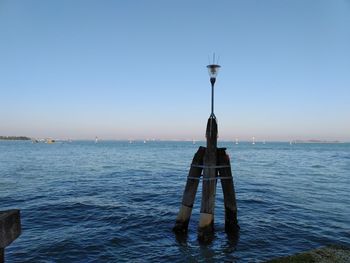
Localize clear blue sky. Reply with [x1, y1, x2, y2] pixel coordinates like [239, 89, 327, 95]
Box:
[1, 0, 349, 141]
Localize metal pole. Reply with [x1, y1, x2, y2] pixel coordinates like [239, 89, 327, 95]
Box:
[211, 82, 214, 116]
[210, 78, 216, 118]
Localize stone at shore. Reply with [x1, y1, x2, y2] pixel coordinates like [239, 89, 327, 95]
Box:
[266, 245, 350, 263]
[0, 209, 21, 262]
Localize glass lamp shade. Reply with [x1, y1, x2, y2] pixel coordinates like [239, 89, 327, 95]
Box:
[207, 64, 221, 78]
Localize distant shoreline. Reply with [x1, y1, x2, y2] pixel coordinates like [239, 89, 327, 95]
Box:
[0, 136, 31, 140]
[292, 139, 341, 144]
[0, 136, 347, 143]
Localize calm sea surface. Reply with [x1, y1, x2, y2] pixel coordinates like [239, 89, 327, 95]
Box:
[1, 141, 349, 262]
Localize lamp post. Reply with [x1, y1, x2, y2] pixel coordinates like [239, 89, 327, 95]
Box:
[207, 64, 221, 119]
[173, 58, 238, 242]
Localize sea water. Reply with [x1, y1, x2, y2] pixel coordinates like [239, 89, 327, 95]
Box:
[1, 141, 349, 262]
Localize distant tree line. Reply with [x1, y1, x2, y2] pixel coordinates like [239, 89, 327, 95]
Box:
[0, 136, 31, 140]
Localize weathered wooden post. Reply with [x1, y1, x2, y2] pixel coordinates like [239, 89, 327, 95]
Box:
[173, 146, 205, 232]
[173, 58, 239, 241]
[0, 210, 21, 263]
[217, 148, 239, 233]
[198, 116, 218, 240]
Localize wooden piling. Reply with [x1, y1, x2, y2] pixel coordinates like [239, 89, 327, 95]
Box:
[173, 146, 205, 233]
[198, 117, 218, 241]
[217, 148, 239, 233]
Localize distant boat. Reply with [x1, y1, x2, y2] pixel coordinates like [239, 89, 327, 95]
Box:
[192, 139, 196, 144]
[252, 137, 255, 145]
[143, 140, 146, 144]
[129, 140, 133, 144]
[95, 137, 98, 143]
[235, 138, 239, 145]
[46, 138, 55, 144]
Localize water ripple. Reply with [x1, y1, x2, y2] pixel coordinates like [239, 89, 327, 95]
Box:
[0, 141, 349, 262]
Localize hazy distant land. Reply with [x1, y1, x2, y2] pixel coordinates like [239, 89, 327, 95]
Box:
[0, 136, 31, 140]
[293, 140, 341, 144]
[0, 136, 345, 143]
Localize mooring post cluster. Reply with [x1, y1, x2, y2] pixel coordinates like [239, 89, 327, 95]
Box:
[173, 60, 239, 241]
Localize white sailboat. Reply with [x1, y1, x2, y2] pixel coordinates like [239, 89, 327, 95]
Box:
[95, 136, 98, 143]
[235, 138, 239, 145]
[252, 136, 255, 145]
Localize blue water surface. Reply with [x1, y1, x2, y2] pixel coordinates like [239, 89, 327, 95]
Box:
[1, 140, 349, 262]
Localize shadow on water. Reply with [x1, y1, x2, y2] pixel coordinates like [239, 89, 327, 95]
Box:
[226, 228, 240, 247]
[174, 228, 240, 261]
[174, 231, 188, 245]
